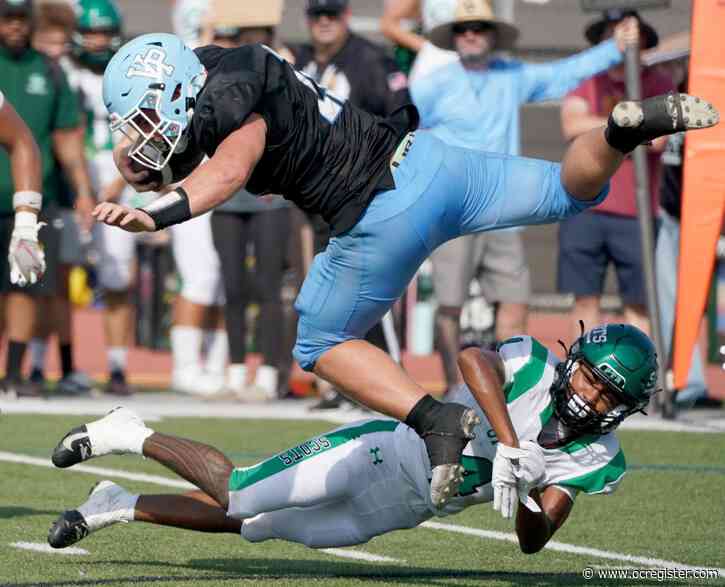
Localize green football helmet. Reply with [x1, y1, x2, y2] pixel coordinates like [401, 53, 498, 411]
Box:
[72, 0, 123, 71]
[551, 323, 659, 435]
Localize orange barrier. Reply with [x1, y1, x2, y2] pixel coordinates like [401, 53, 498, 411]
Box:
[674, 0, 725, 389]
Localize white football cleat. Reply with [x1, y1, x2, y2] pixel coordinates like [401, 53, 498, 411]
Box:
[51, 407, 153, 468]
[48, 481, 136, 548]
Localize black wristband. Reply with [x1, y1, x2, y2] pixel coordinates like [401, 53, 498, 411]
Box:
[140, 187, 192, 230]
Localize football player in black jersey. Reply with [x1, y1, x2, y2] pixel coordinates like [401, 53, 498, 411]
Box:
[94, 33, 718, 507]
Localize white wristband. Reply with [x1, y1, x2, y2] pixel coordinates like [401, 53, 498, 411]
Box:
[13, 191, 42, 211]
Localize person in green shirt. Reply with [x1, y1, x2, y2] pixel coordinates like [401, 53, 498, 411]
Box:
[0, 0, 94, 398]
[0, 91, 44, 286]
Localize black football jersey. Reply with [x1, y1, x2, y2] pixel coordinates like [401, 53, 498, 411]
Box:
[175, 43, 418, 235]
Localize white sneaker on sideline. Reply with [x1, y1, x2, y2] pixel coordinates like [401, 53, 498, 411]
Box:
[173, 367, 225, 396]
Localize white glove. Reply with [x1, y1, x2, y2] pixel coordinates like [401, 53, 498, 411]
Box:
[8, 211, 46, 287]
[492, 442, 545, 519]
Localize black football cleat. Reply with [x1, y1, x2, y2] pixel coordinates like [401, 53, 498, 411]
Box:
[606, 92, 719, 153]
[52, 425, 92, 468]
[48, 481, 131, 549]
[48, 510, 89, 549]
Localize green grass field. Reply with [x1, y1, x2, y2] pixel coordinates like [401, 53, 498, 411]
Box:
[0, 413, 723, 586]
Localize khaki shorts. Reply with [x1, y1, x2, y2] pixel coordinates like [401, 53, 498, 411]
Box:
[432, 229, 531, 308]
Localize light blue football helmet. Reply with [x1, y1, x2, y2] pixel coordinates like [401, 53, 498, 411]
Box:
[102, 33, 207, 170]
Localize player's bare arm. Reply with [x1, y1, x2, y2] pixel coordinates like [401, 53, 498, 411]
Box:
[380, 0, 425, 52]
[516, 484, 573, 554]
[182, 113, 266, 215]
[458, 346, 546, 519]
[95, 114, 266, 232]
[0, 97, 42, 200]
[0, 96, 47, 286]
[457, 347, 517, 447]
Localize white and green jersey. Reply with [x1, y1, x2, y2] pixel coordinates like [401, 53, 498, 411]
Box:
[397, 335, 627, 516]
[227, 337, 625, 548]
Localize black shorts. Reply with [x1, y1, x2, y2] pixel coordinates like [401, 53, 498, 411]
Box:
[0, 204, 61, 297]
[557, 211, 649, 306]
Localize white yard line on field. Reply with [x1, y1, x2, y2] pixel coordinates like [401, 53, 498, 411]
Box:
[2, 451, 721, 576]
[422, 521, 724, 576]
[10, 542, 89, 555]
[321, 548, 403, 563]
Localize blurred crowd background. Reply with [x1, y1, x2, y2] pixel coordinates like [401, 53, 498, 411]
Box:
[0, 0, 721, 413]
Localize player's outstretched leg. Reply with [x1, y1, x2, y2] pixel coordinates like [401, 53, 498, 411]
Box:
[52, 407, 153, 468]
[48, 484, 241, 549]
[52, 407, 234, 509]
[606, 92, 718, 154]
[561, 92, 718, 202]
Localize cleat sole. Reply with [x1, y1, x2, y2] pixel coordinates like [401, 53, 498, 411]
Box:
[430, 463, 465, 508]
[460, 409, 481, 440]
[613, 93, 719, 132]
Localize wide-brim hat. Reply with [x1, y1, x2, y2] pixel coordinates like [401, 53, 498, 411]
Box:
[585, 9, 658, 49]
[428, 0, 519, 52]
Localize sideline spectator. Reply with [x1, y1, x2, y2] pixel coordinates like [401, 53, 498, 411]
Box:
[169, 0, 228, 397]
[558, 9, 673, 340]
[62, 0, 138, 396]
[292, 0, 409, 410]
[29, 0, 93, 396]
[208, 5, 295, 401]
[0, 0, 93, 397]
[410, 0, 637, 393]
[652, 54, 720, 409]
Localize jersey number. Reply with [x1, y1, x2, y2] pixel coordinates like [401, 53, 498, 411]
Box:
[261, 45, 344, 124]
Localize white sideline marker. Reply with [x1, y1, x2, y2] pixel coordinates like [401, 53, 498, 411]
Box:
[11, 542, 88, 556]
[3, 450, 721, 576]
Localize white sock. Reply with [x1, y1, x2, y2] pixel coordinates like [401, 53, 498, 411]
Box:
[124, 494, 139, 522]
[204, 329, 228, 377]
[227, 363, 247, 393]
[107, 347, 128, 373]
[255, 365, 278, 399]
[80, 485, 139, 524]
[86, 409, 154, 456]
[170, 326, 204, 373]
[30, 338, 47, 371]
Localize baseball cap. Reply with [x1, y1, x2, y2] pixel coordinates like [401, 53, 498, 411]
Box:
[305, 0, 348, 17]
[0, 0, 32, 18]
[585, 8, 658, 49]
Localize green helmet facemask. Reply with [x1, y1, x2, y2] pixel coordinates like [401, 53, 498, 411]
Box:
[550, 323, 659, 435]
[72, 0, 122, 71]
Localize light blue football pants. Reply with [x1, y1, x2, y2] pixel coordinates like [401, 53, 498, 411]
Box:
[293, 130, 608, 371]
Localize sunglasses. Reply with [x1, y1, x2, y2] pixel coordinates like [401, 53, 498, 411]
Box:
[452, 22, 494, 36]
[307, 9, 342, 20]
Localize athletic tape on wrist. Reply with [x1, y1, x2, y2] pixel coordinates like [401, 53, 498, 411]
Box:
[13, 191, 42, 211]
[140, 187, 192, 230]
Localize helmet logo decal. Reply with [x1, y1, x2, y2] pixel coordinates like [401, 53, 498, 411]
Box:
[597, 363, 626, 390]
[126, 48, 175, 80]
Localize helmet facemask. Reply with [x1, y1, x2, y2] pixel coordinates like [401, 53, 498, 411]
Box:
[553, 358, 640, 436]
[550, 322, 658, 436]
[110, 69, 206, 171]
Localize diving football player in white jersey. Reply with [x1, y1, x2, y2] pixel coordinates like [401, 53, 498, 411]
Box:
[49, 323, 656, 554]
